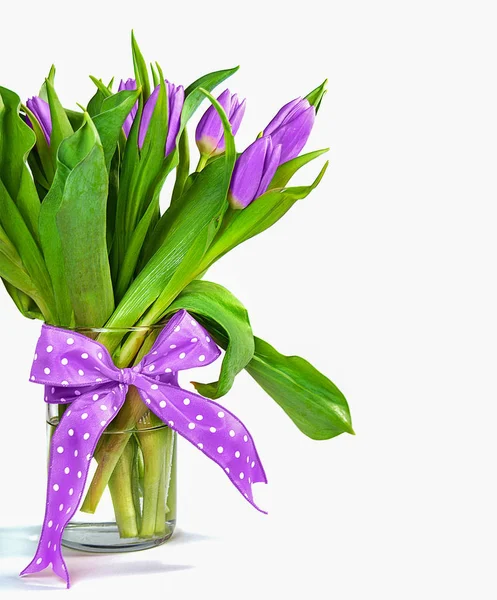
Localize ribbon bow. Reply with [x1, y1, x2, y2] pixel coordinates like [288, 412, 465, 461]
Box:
[21, 310, 267, 587]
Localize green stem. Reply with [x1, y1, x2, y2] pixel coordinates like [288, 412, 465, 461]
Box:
[154, 461, 167, 536]
[80, 388, 146, 513]
[131, 435, 143, 532]
[107, 437, 139, 538]
[81, 330, 161, 514]
[196, 154, 209, 172]
[155, 426, 174, 535]
[137, 412, 168, 537]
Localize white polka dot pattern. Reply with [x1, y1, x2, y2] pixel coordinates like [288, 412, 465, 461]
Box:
[21, 310, 267, 587]
[20, 385, 127, 586]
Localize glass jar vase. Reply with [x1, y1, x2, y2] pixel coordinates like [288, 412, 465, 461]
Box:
[45, 324, 177, 553]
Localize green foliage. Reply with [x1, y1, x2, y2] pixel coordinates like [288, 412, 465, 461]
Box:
[167, 280, 254, 398]
[246, 337, 354, 439]
[39, 115, 114, 326]
[306, 79, 327, 112]
[199, 161, 329, 270]
[0, 41, 349, 446]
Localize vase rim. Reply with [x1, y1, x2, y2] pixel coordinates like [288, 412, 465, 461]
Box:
[56, 321, 167, 334]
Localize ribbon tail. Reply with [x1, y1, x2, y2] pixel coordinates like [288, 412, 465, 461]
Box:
[135, 380, 268, 513]
[20, 545, 69, 588]
[20, 384, 127, 586]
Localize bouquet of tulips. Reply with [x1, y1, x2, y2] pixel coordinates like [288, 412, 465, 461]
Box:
[0, 34, 353, 540]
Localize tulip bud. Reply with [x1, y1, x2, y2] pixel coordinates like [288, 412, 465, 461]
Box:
[138, 81, 185, 155]
[229, 136, 281, 209]
[196, 89, 246, 158]
[26, 96, 52, 143]
[263, 97, 315, 164]
[118, 78, 138, 137]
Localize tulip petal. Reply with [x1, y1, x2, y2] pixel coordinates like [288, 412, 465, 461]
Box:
[26, 97, 52, 143]
[263, 97, 302, 137]
[118, 79, 138, 137]
[165, 83, 184, 156]
[196, 89, 235, 157]
[255, 142, 282, 198]
[229, 136, 270, 209]
[269, 105, 315, 163]
[138, 85, 160, 149]
[229, 98, 246, 138]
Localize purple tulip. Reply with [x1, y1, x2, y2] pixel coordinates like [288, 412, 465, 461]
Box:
[263, 97, 315, 164]
[26, 97, 52, 144]
[229, 136, 282, 209]
[138, 81, 185, 155]
[196, 89, 246, 158]
[118, 78, 138, 137]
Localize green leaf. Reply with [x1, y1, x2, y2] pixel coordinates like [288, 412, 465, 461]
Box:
[180, 66, 239, 132]
[0, 87, 41, 241]
[56, 116, 114, 326]
[114, 188, 159, 301]
[246, 337, 354, 440]
[128, 62, 168, 226]
[65, 108, 85, 130]
[22, 102, 54, 184]
[87, 86, 106, 117]
[89, 76, 113, 99]
[102, 159, 234, 354]
[45, 76, 74, 159]
[171, 128, 190, 204]
[104, 155, 230, 335]
[0, 178, 54, 321]
[131, 31, 151, 100]
[93, 88, 141, 168]
[269, 148, 329, 189]
[141, 86, 236, 264]
[0, 223, 36, 295]
[99, 88, 236, 359]
[167, 280, 254, 398]
[38, 65, 56, 101]
[2, 280, 42, 320]
[113, 64, 168, 275]
[113, 66, 170, 290]
[39, 160, 75, 325]
[201, 161, 329, 268]
[305, 79, 327, 113]
[150, 62, 160, 88]
[106, 151, 120, 257]
[39, 114, 114, 326]
[110, 97, 142, 281]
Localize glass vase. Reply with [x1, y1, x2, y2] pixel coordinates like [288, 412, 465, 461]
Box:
[45, 323, 177, 552]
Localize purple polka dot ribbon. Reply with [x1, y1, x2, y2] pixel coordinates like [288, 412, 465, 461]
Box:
[20, 310, 267, 587]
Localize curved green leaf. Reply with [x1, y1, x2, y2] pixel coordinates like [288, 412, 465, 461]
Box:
[201, 161, 329, 268]
[171, 128, 190, 203]
[0, 178, 54, 321]
[131, 32, 151, 101]
[246, 337, 354, 440]
[269, 148, 329, 189]
[141, 87, 236, 264]
[40, 115, 114, 326]
[101, 153, 232, 349]
[167, 280, 254, 398]
[181, 66, 239, 130]
[0, 224, 36, 296]
[93, 88, 141, 168]
[0, 87, 40, 241]
[45, 75, 74, 159]
[305, 79, 327, 113]
[100, 93, 236, 354]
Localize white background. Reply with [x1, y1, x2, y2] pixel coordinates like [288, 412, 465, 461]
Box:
[1, 0, 496, 598]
